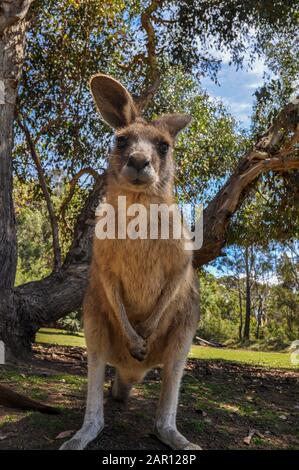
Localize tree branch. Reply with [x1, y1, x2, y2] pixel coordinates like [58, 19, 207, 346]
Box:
[193, 101, 299, 268]
[16, 115, 62, 272]
[59, 167, 102, 221]
[136, 0, 162, 112]
[33, 103, 67, 144]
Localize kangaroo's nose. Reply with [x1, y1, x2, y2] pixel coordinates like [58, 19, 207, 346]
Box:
[127, 154, 150, 171]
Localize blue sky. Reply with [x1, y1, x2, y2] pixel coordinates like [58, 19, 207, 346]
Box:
[201, 53, 266, 128]
[201, 51, 267, 276]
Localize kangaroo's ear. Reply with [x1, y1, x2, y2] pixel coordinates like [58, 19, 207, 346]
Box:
[90, 74, 137, 129]
[153, 114, 192, 139]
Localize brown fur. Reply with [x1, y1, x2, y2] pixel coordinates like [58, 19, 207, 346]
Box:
[60, 74, 201, 451]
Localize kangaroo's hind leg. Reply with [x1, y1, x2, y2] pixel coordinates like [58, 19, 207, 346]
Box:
[154, 291, 201, 450]
[60, 351, 106, 450]
[155, 329, 201, 450]
[112, 368, 146, 405]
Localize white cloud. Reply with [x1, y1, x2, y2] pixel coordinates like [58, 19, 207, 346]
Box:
[222, 97, 251, 112]
[246, 81, 263, 90]
[248, 57, 265, 77]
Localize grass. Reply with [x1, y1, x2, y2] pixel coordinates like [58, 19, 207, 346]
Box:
[190, 344, 297, 370]
[36, 328, 85, 347]
[35, 328, 297, 370]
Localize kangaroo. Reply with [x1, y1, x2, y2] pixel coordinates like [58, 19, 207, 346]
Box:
[60, 74, 201, 450]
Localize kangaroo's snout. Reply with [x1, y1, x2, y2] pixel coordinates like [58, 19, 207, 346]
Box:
[127, 153, 150, 172]
[123, 151, 154, 186]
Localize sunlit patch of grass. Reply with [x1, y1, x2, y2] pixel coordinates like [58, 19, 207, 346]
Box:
[219, 403, 240, 413]
[50, 374, 86, 387]
[0, 415, 22, 429]
[190, 345, 297, 370]
[36, 328, 85, 347]
[36, 329, 297, 370]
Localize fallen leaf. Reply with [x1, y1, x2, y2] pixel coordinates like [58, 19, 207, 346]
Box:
[0, 432, 14, 441]
[55, 430, 74, 440]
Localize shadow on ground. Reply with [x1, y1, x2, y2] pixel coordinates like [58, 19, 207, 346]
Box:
[0, 344, 298, 450]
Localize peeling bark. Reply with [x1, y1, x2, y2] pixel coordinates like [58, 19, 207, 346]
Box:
[0, 0, 34, 288]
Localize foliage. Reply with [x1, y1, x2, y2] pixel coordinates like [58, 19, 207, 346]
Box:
[14, 179, 52, 285]
[10, 0, 299, 348]
[57, 311, 82, 333]
[198, 271, 240, 342]
[201, 242, 299, 345]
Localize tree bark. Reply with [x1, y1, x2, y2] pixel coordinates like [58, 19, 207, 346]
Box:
[0, 1, 34, 288]
[0, 175, 106, 359]
[243, 246, 251, 340]
[255, 297, 263, 339]
[238, 285, 243, 341]
[193, 101, 299, 268]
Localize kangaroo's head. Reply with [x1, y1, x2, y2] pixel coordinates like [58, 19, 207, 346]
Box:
[90, 74, 191, 195]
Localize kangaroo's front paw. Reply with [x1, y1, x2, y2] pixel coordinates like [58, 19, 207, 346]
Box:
[135, 321, 153, 340]
[128, 334, 147, 361]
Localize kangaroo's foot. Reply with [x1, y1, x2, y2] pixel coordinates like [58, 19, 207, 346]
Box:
[154, 423, 202, 451]
[60, 421, 104, 450]
[111, 372, 133, 405]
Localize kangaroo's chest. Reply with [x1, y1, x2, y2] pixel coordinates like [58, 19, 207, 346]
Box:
[122, 238, 180, 314]
[102, 236, 184, 318]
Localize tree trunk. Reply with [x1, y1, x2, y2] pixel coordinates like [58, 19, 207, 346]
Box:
[238, 286, 243, 341]
[255, 297, 263, 339]
[243, 246, 251, 340]
[0, 23, 26, 287]
[0, 176, 106, 359]
[0, 1, 35, 288]
[0, 40, 298, 358]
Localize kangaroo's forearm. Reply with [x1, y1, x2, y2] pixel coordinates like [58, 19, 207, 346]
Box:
[100, 274, 137, 344]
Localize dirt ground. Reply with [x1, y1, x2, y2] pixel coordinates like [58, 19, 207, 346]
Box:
[0, 344, 298, 450]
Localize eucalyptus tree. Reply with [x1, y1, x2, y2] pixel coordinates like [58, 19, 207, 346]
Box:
[0, 0, 298, 359]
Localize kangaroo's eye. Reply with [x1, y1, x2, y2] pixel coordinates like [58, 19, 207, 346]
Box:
[158, 141, 169, 157]
[116, 135, 128, 149]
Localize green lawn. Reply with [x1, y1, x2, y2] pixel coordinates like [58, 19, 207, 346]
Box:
[36, 328, 297, 370]
[36, 328, 85, 347]
[190, 344, 296, 370]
